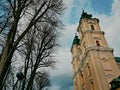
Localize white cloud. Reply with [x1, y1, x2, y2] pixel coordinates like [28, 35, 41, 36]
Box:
[61, 24, 78, 47]
[50, 48, 72, 77]
[63, 0, 73, 8]
[62, 0, 92, 24]
[50, 0, 120, 77]
[62, 0, 74, 23]
[50, 0, 120, 89]
[95, 0, 120, 56]
[50, 24, 78, 77]
[112, 0, 120, 16]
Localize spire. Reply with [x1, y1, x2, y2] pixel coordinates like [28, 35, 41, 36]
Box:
[75, 32, 77, 36]
[80, 9, 92, 19]
[82, 8, 84, 12]
[82, 8, 84, 13]
[72, 34, 80, 45]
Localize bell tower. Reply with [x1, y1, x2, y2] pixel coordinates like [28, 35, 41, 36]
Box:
[71, 11, 120, 90]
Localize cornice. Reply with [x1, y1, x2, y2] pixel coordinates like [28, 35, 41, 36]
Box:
[72, 46, 113, 79]
[83, 30, 105, 35]
[79, 30, 104, 45]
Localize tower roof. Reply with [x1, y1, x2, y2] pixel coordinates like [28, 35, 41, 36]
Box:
[115, 57, 120, 62]
[80, 10, 92, 19]
[110, 76, 120, 90]
[72, 35, 80, 45]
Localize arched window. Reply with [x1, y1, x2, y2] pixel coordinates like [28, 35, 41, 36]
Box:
[87, 64, 91, 76]
[96, 40, 100, 46]
[80, 74, 85, 85]
[91, 82, 94, 90]
[91, 25, 95, 30]
[83, 42, 86, 50]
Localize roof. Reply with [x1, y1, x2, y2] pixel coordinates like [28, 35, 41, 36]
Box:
[72, 35, 80, 45]
[80, 10, 92, 19]
[115, 57, 120, 62]
[110, 78, 120, 83]
[110, 76, 120, 90]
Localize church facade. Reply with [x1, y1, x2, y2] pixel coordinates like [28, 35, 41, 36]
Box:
[71, 11, 120, 90]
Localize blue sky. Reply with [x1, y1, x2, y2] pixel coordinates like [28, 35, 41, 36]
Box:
[50, 0, 120, 90]
[91, 0, 113, 15]
[64, 0, 113, 24]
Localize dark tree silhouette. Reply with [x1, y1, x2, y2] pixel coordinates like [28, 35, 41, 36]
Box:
[0, 0, 64, 89]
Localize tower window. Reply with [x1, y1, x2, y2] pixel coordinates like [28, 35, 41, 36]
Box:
[83, 42, 86, 50]
[87, 64, 91, 76]
[74, 78, 78, 90]
[91, 82, 94, 90]
[91, 25, 95, 30]
[96, 40, 100, 46]
[80, 74, 85, 85]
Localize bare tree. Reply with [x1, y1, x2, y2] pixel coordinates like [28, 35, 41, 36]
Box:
[2, 66, 15, 90]
[20, 24, 57, 90]
[3, 23, 59, 90]
[0, 0, 64, 89]
[34, 71, 51, 90]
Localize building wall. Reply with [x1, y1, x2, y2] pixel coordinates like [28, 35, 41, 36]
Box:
[71, 15, 120, 90]
[117, 63, 120, 70]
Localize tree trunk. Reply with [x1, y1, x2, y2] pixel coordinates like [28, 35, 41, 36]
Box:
[0, 48, 14, 89]
[26, 66, 38, 90]
[0, 17, 19, 89]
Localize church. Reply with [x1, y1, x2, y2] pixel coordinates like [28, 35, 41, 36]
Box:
[71, 11, 120, 90]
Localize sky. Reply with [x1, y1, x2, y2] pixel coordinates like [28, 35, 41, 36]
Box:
[49, 0, 120, 90]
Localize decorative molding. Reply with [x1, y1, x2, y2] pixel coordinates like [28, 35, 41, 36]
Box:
[106, 74, 114, 78]
[87, 20, 96, 24]
[73, 46, 113, 78]
[93, 37, 101, 40]
[83, 30, 104, 35]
